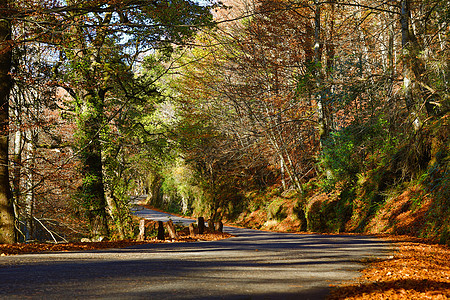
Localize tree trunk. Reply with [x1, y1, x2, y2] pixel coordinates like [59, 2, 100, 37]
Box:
[0, 1, 15, 243]
[399, 0, 437, 126]
[23, 130, 36, 240]
[207, 218, 215, 232]
[401, 0, 415, 113]
[105, 190, 125, 239]
[77, 92, 109, 237]
[12, 130, 21, 207]
[314, 0, 334, 180]
[65, 0, 110, 238]
[280, 156, 286, 190]
[149, 172, 163, 207]
[313, 1, 331, 141]
[386, 6, 395, 97]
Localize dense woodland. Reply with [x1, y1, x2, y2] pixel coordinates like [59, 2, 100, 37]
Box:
[0, 0, 448, 245]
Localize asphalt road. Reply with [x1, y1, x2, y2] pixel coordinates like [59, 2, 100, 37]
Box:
[0, 203, 393, 299]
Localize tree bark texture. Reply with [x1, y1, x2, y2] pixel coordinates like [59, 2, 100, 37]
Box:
[313, 0, 333, 180]
[65, 1, 110, 237]
[401, 0, 415, 112]
[0, 0, 15, 244]
[105, 190, 126, 239]
[400, 0, 436, 122]
[313, 1, 332, 145]
[77, 93, 109, 237]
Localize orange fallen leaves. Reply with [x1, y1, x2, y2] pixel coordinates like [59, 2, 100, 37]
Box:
[0, 240, 148, 255]
[328, 236, 450, 299]
[0, 232, 232, 256]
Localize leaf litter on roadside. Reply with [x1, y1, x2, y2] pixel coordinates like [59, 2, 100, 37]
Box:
[0, 232, 232, 256]
[328, 235, 450, 299]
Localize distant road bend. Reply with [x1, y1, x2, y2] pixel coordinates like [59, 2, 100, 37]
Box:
[0, 197, 393, 299]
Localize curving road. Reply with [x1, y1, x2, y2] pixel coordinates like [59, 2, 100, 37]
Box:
[0, 201, 393, 299]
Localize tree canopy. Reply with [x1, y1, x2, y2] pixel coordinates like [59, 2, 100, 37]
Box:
[0, 0, 448, 245]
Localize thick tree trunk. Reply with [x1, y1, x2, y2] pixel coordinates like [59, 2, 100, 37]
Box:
[0, 1, 15, 243]
[65, 0, 110, 238]
[78, 93, 109, 237]
[149, 172, 163, 207]
[105, 191, 125, 239]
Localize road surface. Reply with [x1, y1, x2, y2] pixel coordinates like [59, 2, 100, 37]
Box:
[0, 201, 392, 299]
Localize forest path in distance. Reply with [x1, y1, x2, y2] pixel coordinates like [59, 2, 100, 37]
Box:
[0, 199, 393, 299]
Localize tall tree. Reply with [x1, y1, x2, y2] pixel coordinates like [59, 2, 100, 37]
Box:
[171, 0, 319, 198]
[0, 0, 214, 241]
[57, 0, 213, 237]
[0, 0, 14, 243]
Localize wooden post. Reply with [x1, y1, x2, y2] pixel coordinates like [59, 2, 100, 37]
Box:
[207, 219, 215, 232]
[157, 221, 165, 240]
[198, 217, 205, 234]
[215, 221, 223, 233]
[165, 220, 178, 239]
[189, 223, 195, 236]
[138, 219, 146, 241]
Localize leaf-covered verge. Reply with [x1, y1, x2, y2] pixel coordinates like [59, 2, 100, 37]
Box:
[0, 229, 232, 256]
[209, 112, 449, 248]
[328, 236, 450, 299]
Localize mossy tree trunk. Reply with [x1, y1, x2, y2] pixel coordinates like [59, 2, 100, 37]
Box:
[77, 91, 109, 237]
[65, 3, 112, 237]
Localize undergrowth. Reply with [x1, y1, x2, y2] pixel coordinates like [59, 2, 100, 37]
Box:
[226, 113, 449, 245]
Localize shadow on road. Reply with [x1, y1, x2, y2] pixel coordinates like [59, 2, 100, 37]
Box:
[0, 205, 393, 300]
